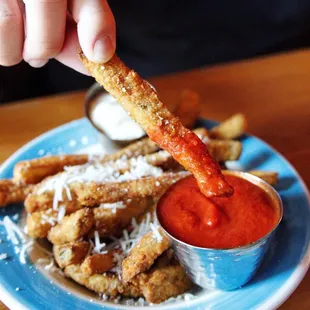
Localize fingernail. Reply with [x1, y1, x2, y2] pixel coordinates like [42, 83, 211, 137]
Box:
[93, 35, 113, 63]
[28, 59, 48, 68]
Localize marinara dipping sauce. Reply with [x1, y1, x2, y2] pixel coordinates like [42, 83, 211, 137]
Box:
[157, 173, 281, 249]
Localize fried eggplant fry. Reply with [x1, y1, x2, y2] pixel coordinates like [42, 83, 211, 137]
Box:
[65, 262, 192, 304]
[53, 241, 90, 269]
[24, 149, 177, 213]
[13, 138, 160, 185]
[64, 264, 142, 298]
[207, 139, 242, 162]
[79, 52, 233, 198]
[210, 113, 247, 140]
[122, 228, 171, 283]
[25, 188, 82, 214]
[73, 171, 189, 207]
[174, 89, 200, 129]
[81, 252, 116, 276]
[153, 249, 175, 268]
[132, 263, 193, 304]
[90, 197, 152, 238]
[248, 170, 278, 186]
[13, 155, 89, 185]
[27, 209, 58, 238]
[48, 208, 94, 244]
[0, 179, 33, 207]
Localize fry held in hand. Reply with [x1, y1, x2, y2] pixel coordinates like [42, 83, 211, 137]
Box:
[79, 52, 233, 198]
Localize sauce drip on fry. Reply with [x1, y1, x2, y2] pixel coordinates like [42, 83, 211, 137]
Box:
[157, 175, 280, 249]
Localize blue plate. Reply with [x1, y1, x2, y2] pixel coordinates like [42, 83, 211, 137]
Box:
[0, 118, 309, 310]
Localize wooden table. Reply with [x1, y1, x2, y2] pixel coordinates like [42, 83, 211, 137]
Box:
[0, 49, 309, 309]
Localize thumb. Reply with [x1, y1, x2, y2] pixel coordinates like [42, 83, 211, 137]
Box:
[69, 0, 116, 63]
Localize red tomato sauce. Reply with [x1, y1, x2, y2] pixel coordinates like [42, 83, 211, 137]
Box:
[157, 175, 280, 249]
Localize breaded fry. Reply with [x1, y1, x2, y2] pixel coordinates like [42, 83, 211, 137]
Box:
[79, 52, 232, 198]
[131, 263, 192, 304]
[144, 151, 178, 170]
[25, 190, 54, 213]
[13, 155, 89, 185]
[65, 262, 191, 303]
[81, 252, 116, 276]
[207, 139, 242, 162]
[53, 241, 90, 269]
[122, 228, 171, 282]
[25, 188, 82, 214]
[210, 113, 247, 140]
[248, 170, 278, 186]
[115, 136, 159, 158]
[90, 197, 152, 238]
[13, 138, 160, 185]
[27, 209, 58, 238]
[136, 203, 157, 224]
[73, 172, 189, 207]
[48, 208, 94, 244]
[24, 150, 176, 214]
[64, 264, 142, 298]
[174, 89, 200, 129]
[152, 249, 174, 268]
[194, 127, 209, 139]
[0, 179, 33, 207]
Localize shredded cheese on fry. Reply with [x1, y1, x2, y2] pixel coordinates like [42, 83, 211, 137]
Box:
[37, 156, 163, 209]
[57, 206, 66, 223]
[99, 202, 126, 214]
[92, 231, 108, 254]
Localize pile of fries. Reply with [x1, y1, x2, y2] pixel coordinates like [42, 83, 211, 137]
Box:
[0, 109, 278, 304]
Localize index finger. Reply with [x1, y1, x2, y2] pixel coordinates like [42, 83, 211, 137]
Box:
[23, 0, 67, 66]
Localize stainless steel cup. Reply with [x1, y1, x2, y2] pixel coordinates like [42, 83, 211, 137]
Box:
[156, 171, 283, 291]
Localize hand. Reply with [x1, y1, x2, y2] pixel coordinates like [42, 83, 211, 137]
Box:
[0, 0, 116, 74]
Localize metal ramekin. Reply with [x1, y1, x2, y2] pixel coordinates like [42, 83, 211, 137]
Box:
[156, 170, 283, 291]
[84, 82, 156, 147]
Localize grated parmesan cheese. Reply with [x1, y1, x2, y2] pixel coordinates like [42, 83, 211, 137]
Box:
[41, 214, 57, 226]
[0, 253, 8, 260]
[37, 156, 163, 210]
[12, 214, 19, 221]
[2, 216, 26, 245]
[57, 206, 66, 223]
[19, 241, 34, 264]
[99, 202, 126, 214]
[92, 231, 107, 254]
[150, 223, 163, 242]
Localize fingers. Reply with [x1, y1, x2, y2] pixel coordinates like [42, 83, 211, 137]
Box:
[23, 0, 67, 68]
[0, 0, 23, 66]
[69, 0, 116, 63]
[55, 18, 90, 75]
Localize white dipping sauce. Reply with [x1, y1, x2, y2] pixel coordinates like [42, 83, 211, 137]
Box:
[90, 93, 145, 141]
